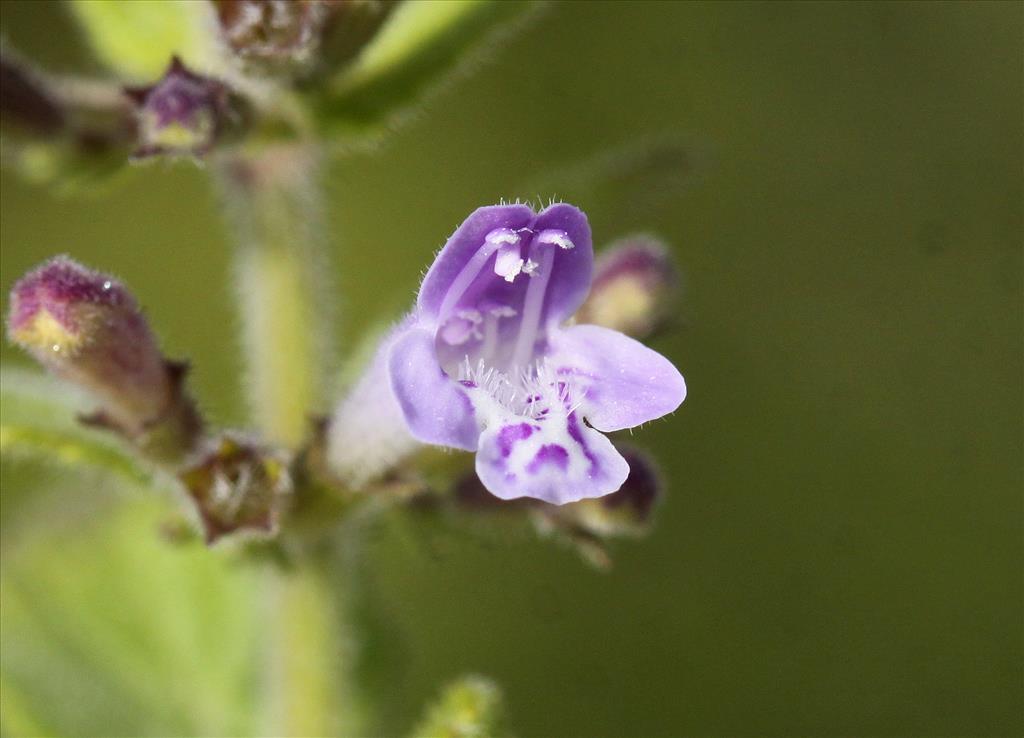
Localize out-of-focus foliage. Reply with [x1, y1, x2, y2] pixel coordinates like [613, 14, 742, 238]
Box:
[66, 0, 541, 148]
[315, 0, 539, 140]
[68, 0, 222, 81]
[0, 501, 263, 737]
[409, 674, 505, 738]
[0, 366, 150, 485]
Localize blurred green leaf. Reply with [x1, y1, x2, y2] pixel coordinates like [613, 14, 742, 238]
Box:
[316, 0, 540, 141]
[0, 138, 133, 196]
[0, 424, 149, 485]
[67, 0, 223, 82]
[0, 500, 264, 737]
[0, 365, 149, 484]
[409, 674, 506, 738]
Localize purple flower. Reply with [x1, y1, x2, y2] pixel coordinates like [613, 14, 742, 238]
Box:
[385, 203, 686, 505]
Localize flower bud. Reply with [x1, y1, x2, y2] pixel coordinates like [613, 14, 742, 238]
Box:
[214, 0, 327, 69]
[411, 675, 504, 738]
[575, 235, 678, 338]
[7, 256, 201, 458]
[213, 1, 395, 80]
[124, 56, 248, 160]
[571, 447, 661, 537]
[179, 433, 291, 544]
[1, 49, 140, 187]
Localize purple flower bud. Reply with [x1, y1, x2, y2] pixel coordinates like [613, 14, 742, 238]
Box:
[124, 57, 248, 160]
[575, 235, 678, 339]
[7, 257, 202, 456]
[179, 433, 291, 544]
[10, 257, 168, 430]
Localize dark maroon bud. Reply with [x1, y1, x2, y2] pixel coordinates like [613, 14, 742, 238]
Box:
[124, 56, 249, 159]
[599, 447, 661, 528]
[179, 433, 292, 544]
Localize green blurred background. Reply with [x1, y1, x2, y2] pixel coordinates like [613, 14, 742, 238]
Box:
[1, 1, 1021, 736]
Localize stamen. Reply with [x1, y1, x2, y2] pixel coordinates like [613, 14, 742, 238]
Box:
[480, 311, 499, 360]
[439, 309, 482, 345]
[536, 229, 574, 250]
[494, 241, 525, 282]
[437, 228, 520, 321]
[458, 356, 580, 422]
[510, 240, 555, 368]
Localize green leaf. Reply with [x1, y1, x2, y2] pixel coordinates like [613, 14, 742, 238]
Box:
[409, 674, 506, 738]
[0, 500, 264, 737]
[316, 0, 540, 140]
[0, 425, 150, 486]
[0, 138, 136, 196]
[0, 365, 149, 485]
[67, 0, 223, 82]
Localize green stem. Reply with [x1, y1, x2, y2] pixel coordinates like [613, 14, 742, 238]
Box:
[262, 555, 366, 737]
[215, 146, 356, 736]
[216, 145, 335, 447]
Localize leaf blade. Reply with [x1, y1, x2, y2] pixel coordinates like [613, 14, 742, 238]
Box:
[0, 365, 149, 484]
[316, 0, 540, 140]
[68, 0, 222, 81]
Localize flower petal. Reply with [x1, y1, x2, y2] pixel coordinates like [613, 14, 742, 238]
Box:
[418, 204, 535, 321]
[475, 410, 629, 505]
[550, 324, 686, 432]
[532, 202, 594, 326]
[388, 323, 479, 450]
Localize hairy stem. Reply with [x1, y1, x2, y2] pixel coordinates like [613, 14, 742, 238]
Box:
[261, 555, 366, 737]
[216, 146, 354, 735]
[216, 145, 335, 447]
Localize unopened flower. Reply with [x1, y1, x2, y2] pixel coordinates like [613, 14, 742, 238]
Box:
[7, 256, 202, 459]
[125, 57, 248, 160]
[179, 433, 291, 544]
[10, 258, 165, 427]
[376, 203, 685, 505]
[215, 0, 327, 67]
[575, 235, 678, 338]
[214, 0, 394, 80]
